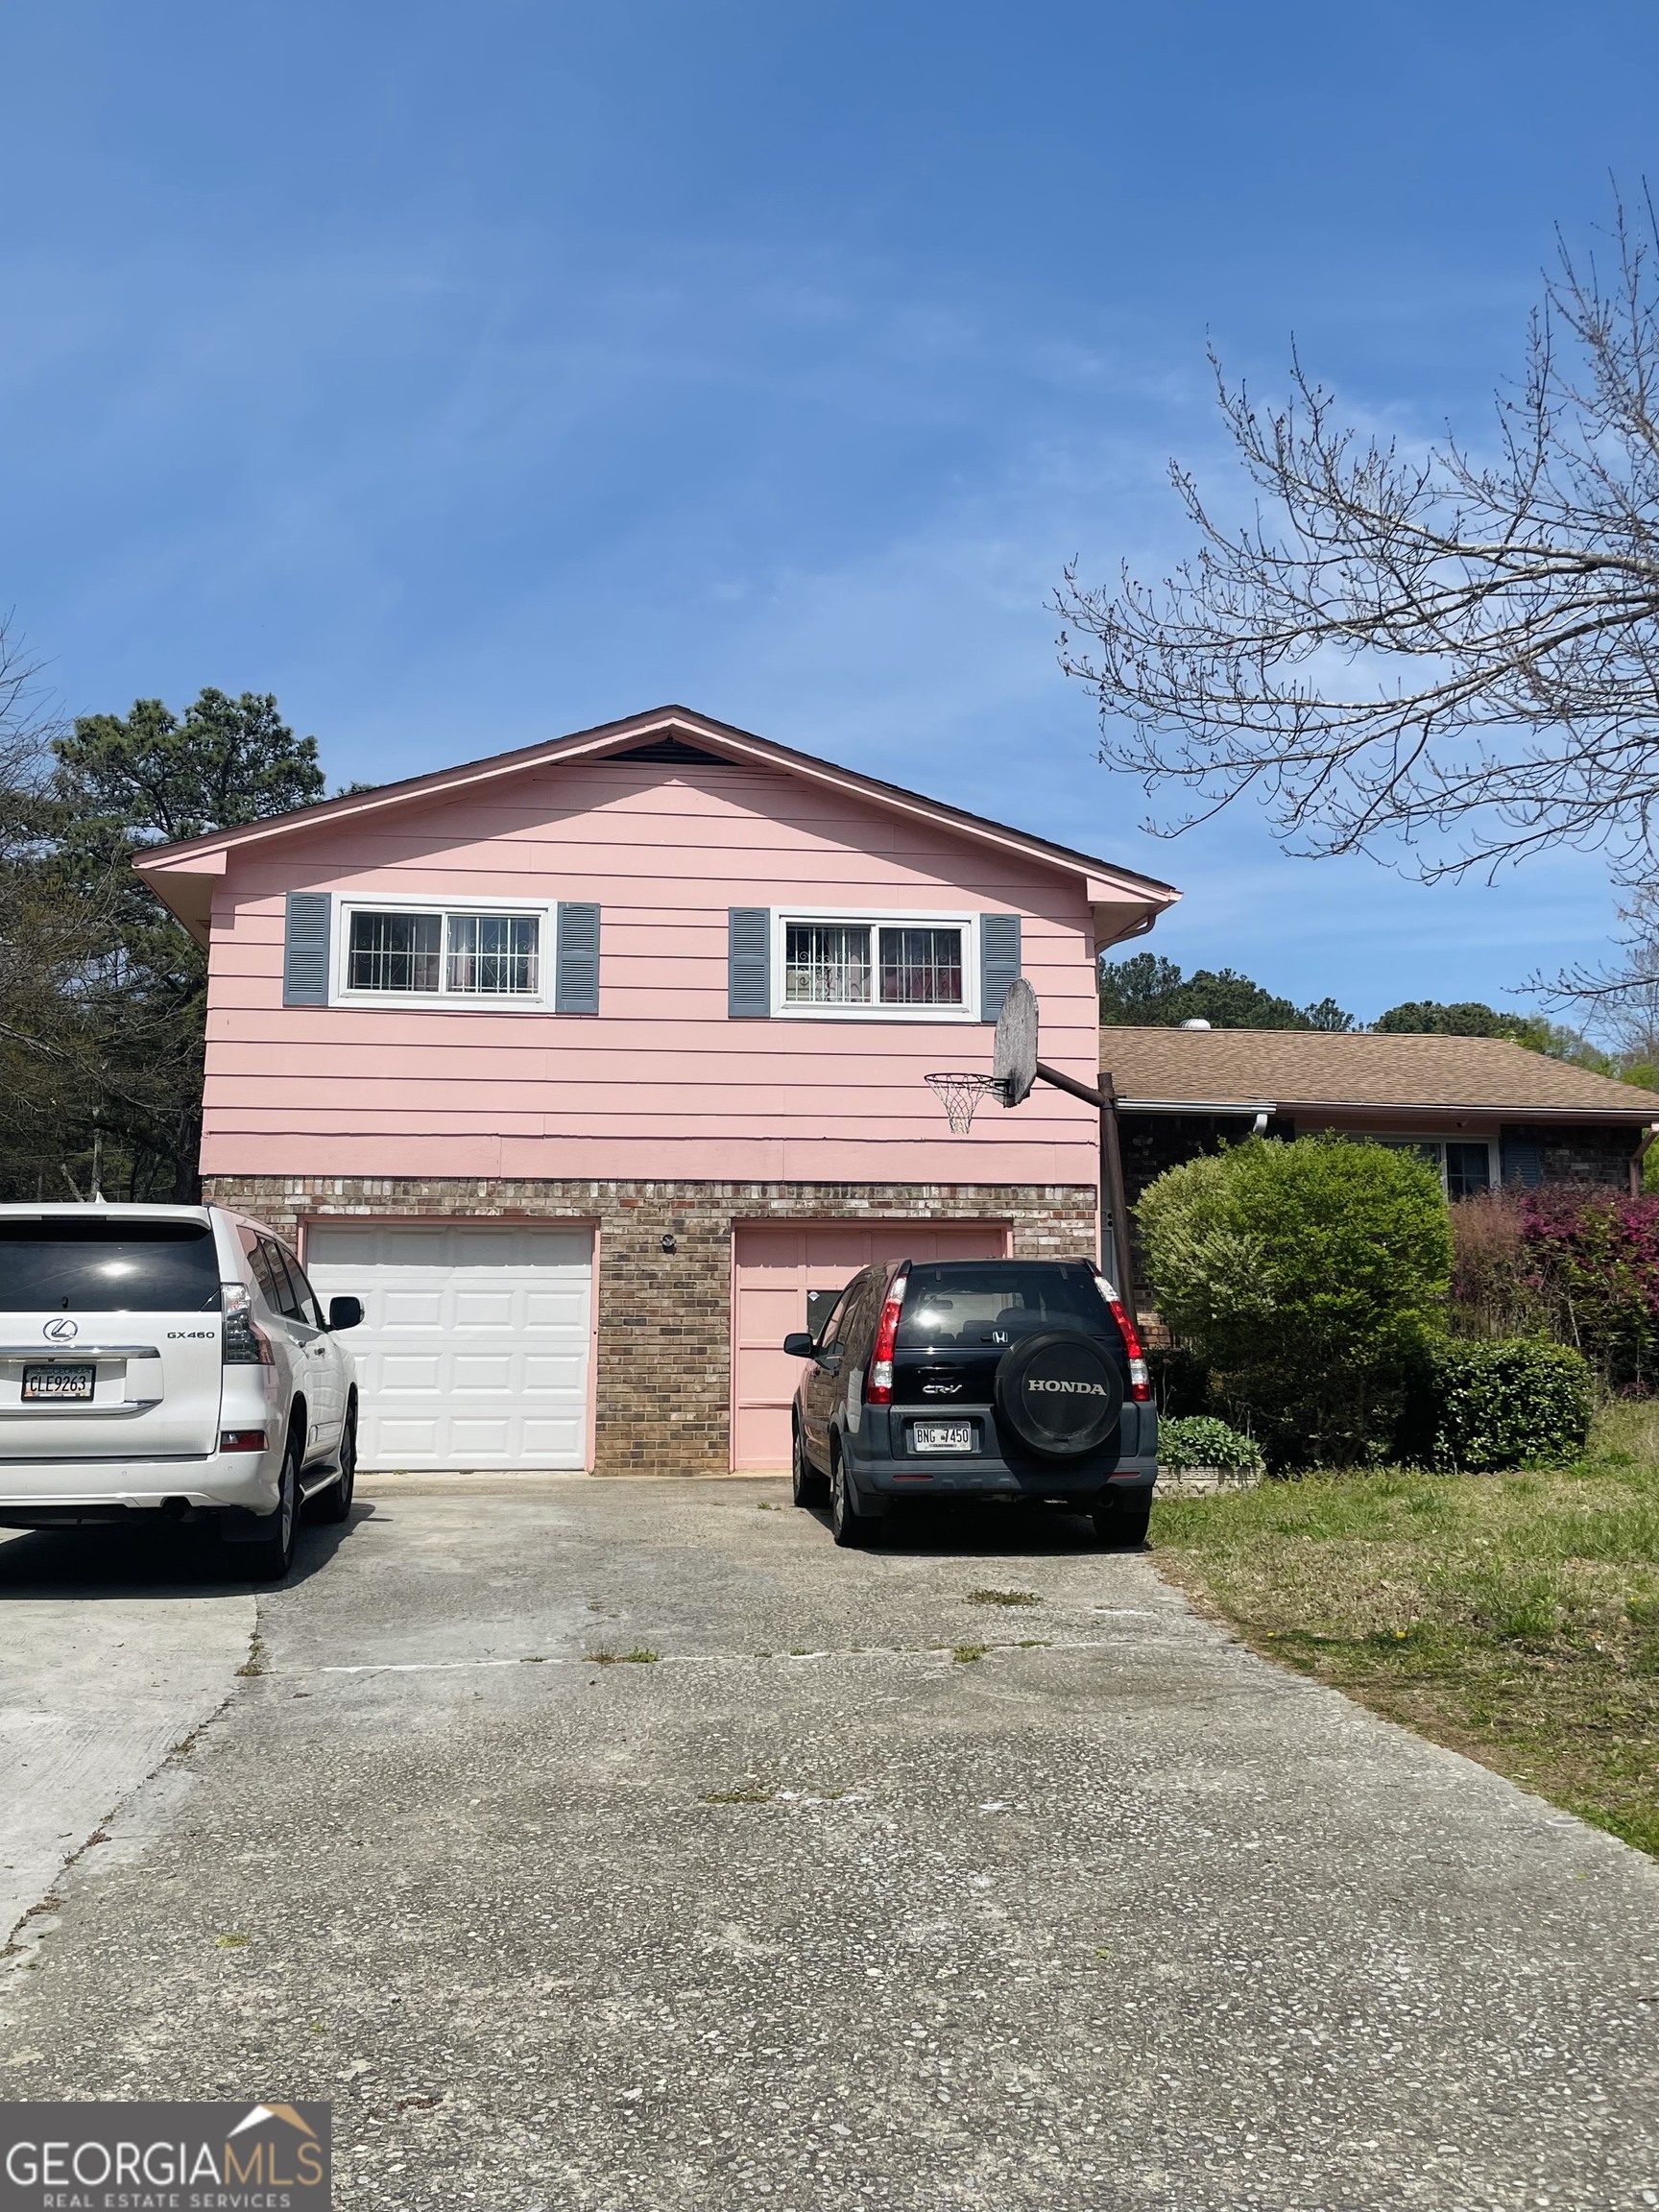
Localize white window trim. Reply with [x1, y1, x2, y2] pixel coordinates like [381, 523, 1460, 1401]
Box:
[1365, 1132, 1500, 1195]
[770, 907, 980, 1022]
[331, 893, 558, 1013]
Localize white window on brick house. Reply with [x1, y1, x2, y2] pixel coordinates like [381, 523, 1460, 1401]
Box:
[1370, 1135, 1495, 1198]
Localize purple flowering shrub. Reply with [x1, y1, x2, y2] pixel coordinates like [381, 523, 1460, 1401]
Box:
[1518, 1189, 1659, 1392]
[1450, 1185, 1659, 1390]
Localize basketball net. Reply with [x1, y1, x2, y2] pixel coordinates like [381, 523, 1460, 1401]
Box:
[924, 1070, 1009, 1135]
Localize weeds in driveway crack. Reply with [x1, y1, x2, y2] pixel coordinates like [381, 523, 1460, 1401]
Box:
[586, 1647, 660, 1666]
[966, 1589, 1042, 1608]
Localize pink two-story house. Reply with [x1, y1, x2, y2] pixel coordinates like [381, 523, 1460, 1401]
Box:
[137, 707, 1176, 1476]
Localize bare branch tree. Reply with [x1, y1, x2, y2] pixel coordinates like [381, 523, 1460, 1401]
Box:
[1541, 884, 1659, 1061]
[1056, 190, 1659, 887]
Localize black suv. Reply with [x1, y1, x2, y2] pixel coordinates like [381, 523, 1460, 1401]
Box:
[783, 1257, 1157, 1548]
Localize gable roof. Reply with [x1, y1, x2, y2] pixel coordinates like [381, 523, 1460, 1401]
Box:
[1099, 1026, 1659, 1121]
[134, 703, 1179, 943]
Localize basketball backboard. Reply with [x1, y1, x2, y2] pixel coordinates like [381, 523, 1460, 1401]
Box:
[993, 978, 1038, 1106]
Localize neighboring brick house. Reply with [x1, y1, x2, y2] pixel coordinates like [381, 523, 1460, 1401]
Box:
[136, 705, 1175, 1476]
[1102, 1028, 1659, 1231]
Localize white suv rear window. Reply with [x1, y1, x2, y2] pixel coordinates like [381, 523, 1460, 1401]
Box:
[0, 1221, 221, 1312]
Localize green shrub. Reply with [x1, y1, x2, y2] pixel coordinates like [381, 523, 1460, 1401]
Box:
[1421, 1339, 1596, 1472]
[1159, 1415, 1264, 1474]
[1138, 1134, 1452, 1468]
[1145, 1342, 1212, 1417]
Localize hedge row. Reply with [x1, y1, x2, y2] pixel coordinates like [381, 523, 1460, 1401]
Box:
[1415, 1337, 1596, 1472]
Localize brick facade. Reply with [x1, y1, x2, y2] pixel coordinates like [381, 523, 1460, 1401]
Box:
[1525, 1123, 1641, 1190]
[204, 1175, 1099, 1476]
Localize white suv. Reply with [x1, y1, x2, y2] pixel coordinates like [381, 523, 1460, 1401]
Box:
[0, 1202, 363, 1579]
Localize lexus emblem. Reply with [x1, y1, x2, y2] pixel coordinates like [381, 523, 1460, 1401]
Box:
[42, 1316, 79, 1341]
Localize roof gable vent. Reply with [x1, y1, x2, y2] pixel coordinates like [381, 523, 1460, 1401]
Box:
[613, 735, 731, 765]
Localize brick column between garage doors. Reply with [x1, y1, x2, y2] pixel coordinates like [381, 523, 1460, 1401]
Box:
[203, 1177, 1100, 1477]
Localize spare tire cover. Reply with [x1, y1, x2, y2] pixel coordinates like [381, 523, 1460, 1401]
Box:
[994, 1330, 1125, 1461]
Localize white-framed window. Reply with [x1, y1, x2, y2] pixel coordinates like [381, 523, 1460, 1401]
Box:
[334, 898, 552, 1009]
[772, 909, 979, 1021]
[1368, 1135, 1497, 1200]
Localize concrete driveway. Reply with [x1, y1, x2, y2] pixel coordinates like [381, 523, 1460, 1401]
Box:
[3, 1479, 1659, 2211]
[0, 1525, 254, 1951]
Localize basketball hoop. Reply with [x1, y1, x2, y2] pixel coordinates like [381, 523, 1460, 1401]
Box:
[924, 1070, 1009, 1134]
[923, 981, 1041, 1133]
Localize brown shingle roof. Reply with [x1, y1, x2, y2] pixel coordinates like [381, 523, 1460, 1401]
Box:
[1098, 1026, 1659, 1118]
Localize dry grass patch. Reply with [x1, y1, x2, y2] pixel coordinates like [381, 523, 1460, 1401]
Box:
[1152, 1403, 1659, 1858]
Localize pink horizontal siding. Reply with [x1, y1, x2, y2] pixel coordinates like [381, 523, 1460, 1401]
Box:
[199, 756, 1112, 1189]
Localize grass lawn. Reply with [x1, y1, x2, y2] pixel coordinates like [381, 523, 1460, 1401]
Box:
[1150, 1403, 1659, 1858]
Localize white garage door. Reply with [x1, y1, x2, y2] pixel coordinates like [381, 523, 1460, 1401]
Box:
[304, 1224, 592, 1471]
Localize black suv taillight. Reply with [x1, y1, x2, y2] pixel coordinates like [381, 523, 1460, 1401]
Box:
[1093, 1268, 1152, 1401]
[865, 1265, 910, 1406]
[221, 1282, 274, 1366]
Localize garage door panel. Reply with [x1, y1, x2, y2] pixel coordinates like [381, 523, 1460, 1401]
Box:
[448, 1418, 512, 1454]
[521, 1417, 584, 1455]
[452, 1355, 514, 1391]
[378, 1418, 442, 1454]
[382, 1232, 449, 1266]
[525, 1355, 585, 1389]
[305, 1224, 592, 1471]
[381, 1355, 444, 1391]
[731, 1220, 1013, 1470]
[740, 1286, 808, 1345]
[312, 1228, 378, 1265]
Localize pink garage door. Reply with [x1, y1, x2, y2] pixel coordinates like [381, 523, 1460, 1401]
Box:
[732, 1220, 1012, 1470]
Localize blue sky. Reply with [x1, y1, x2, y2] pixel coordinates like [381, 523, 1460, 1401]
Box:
[3, 1, 1656, 1023]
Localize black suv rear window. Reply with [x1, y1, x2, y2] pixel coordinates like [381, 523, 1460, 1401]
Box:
[0, 1220, 221, 1312]
[895, 1262, 1115, 1351]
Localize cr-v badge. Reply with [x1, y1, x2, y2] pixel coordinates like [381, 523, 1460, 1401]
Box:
[42, 1316, 79, 1341]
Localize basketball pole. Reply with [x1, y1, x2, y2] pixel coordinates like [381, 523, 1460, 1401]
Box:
[1032, 1060, 1137, 1315]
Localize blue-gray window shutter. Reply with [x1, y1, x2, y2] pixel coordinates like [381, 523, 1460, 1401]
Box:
[729, 908, 771, 1017]
[979, 913, 1022, 1023]
[282, 892, 331, 1006]
[1501, 1128, 1544, 1189]
[555, 902, 601, 1014]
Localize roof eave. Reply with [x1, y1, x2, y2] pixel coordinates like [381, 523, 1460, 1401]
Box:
[1116, 1094, 1659, 1122]
[131, 704, 1182, 908]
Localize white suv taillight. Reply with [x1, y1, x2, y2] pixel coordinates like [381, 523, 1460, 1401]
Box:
[221, 1282, 274, 1366]
[864, 1267, 909, 1406]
